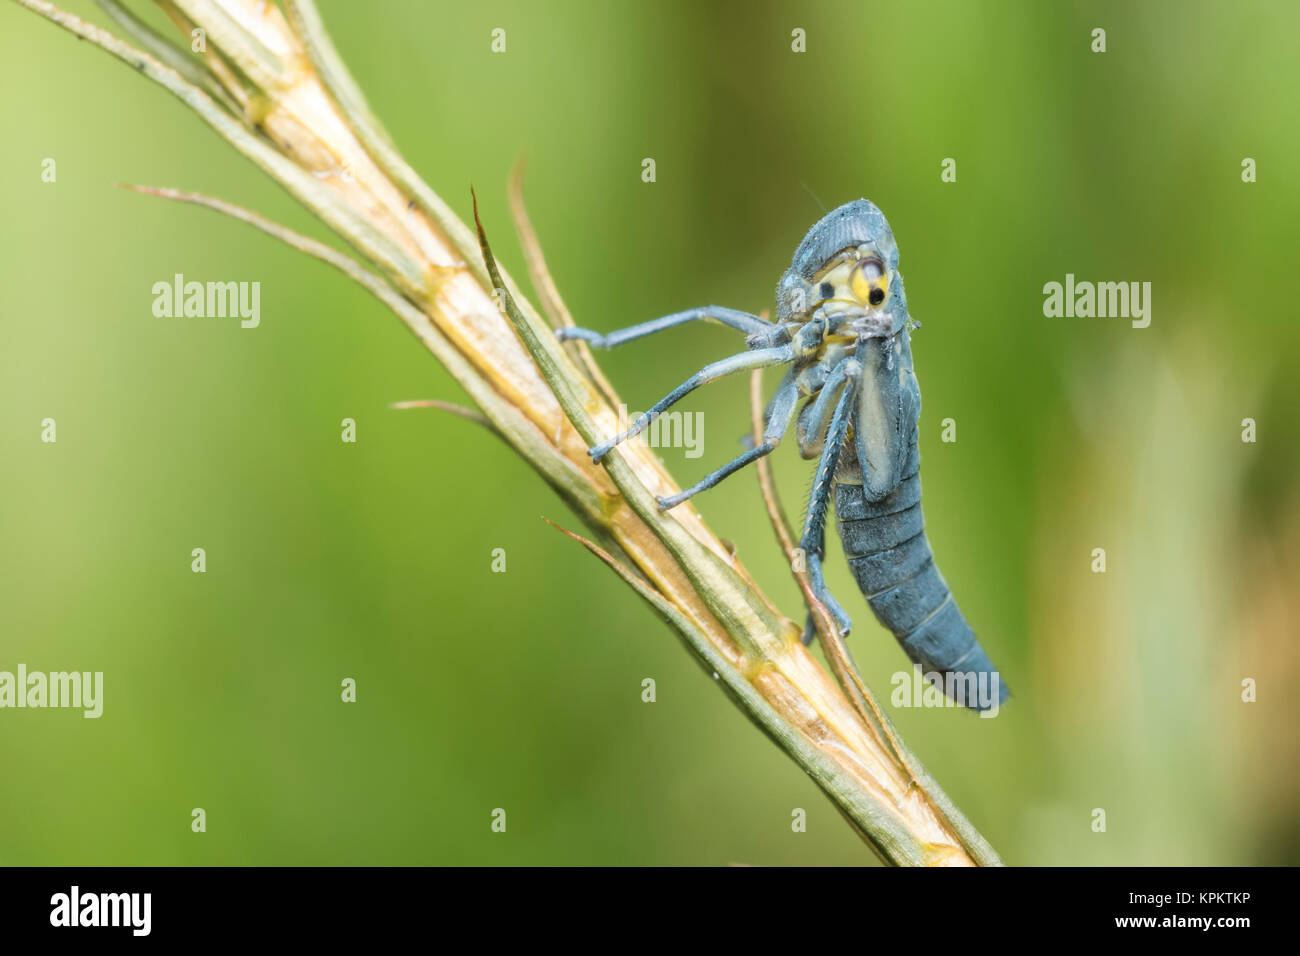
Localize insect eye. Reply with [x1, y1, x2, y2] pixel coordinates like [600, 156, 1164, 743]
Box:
[850, 257, 889, 308]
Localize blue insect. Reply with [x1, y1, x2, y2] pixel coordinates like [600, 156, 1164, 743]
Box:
[559, 200, 1008, 710]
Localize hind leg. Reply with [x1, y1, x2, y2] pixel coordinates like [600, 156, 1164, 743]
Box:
[796, 360, 860, 638]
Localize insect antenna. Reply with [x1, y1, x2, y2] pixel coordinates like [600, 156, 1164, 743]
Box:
[799, 182, 827, 215]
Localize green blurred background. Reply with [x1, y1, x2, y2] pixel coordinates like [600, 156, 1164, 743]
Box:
[2, 0, 1297, 865]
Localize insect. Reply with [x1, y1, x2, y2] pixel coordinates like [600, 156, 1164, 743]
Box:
[558, 199, 1008, 711]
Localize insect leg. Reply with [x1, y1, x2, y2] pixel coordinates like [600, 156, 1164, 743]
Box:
[795, 360, 854, 459]
[557, 306, 772, 349]
[657, 372, 800, 510]
[737, 375, 802, 451]
[589, 345, 795, 462]
[805, 553, 851, 636]
[797, 359, 861, 637]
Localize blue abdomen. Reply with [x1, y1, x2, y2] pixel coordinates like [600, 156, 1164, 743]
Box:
[834, 437, 1009, 710]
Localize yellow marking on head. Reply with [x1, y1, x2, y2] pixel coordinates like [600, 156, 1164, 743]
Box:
[849, 257, 890, 307]
[811, 251, 891, 310]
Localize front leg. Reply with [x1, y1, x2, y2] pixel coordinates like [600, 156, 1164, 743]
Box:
[557, 306, 772, 349]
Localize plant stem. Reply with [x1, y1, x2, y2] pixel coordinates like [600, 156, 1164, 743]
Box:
[13, 0, 1002, 866]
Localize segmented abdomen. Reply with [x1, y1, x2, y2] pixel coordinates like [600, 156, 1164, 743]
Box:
[834, 435, 1009, 710]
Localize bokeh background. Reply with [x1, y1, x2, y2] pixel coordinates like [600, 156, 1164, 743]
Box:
[2, 0, 1297, 865]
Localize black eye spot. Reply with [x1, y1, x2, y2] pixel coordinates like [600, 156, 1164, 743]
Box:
[819, 282, 834, 299]
[868, 287, 885, 306]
